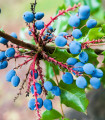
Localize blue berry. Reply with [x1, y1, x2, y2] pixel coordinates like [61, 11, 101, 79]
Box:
[5, 48, 15, 57]
[69, 41, 81, 54]
[62, 72, 73, 84]
[37, 98, 43, 109]
[28, 98, 35, 110]
[23, 11, 34, 23]
[11, 76, 20, 87]
[0, 37, 8, 44]
[47, 26, 53, 32]
[35, 21, 44, 30]
[43, 33, 53, 40]
[58, 32, 68, 37]
[43, 99, 52, 110]
[0, 61, 8, 69]
[72, 29, 82, 39]
[35, 12, 44, 20]
[92, 69, 103, 78]
[68, 15, 80, 27]
[6, 69, 16, 82]
[31, 69, 38, 79]
[83, 63, 95, 75]
[28, 31, 32, 36]
[66, 57, 77, 66]
[79, 52, 88, 63]
[10, 32, 17, 39]
[86, 19, 97, 28]
[51, 86, 61, 96]
[76, 76, 87, 89]
[90, 77, 101, 89]
[31, 83, 42, 95]
[73, 62, 84, 72]
[0, 51, 6, 61]
[79, 6, 90, 20]
[44, 81, 53, 91]
[55, 36, 67, 47]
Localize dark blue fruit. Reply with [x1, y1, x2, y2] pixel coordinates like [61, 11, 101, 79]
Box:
[51, 86, 61, 96]
[69, 41, 81, 54]
[79, 6, 90, 20]
[55, 36, 67, 47]
[23, 11, 34, 23]
[58, 32, 68, 36]
[0, 51, 7, 61]
[43, 99, 52, 110]
[66, 57, 77, 66]
[28, 98, 35, 110]
[90, 77, 101, 89]
[73, 62, 84, 72]
[79, 51, 88, 63]
[35, 21, 44, 30]
[86, 19, 97, 28]
[92, 68, 103, 78]
[44, 81, 53, 91]
[31, 83, 42, 95]
[62, 72, 73, 84]
[10, 32, 17, 39]
[68, 15, 80, 27]
[31, 69, 38, 79]
[6, 69, 16, 82]
[0, 61, 8, 69]
[5, 48, 15, 57]
[11, 76, 20, 87]
[0, 37, 8, 44]
[35, 12, 44, 20]
[76, 76, 87, 89]
[72, 29, 82, 39]
[28, 31, 32, 36]
[83, 63, 95, 75]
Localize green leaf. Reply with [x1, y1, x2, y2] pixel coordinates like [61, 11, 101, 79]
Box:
[46, 91, 55, 99]
[45, 60, 59, 79]
[84, 48, 99, 66]
[52, 4, 70, 35]
[41, 109, 62, 120]
[59, 81, 89, 112]
[88, 28, 104, 41]
[101, 24, 105, 33]
[49, 47, 72, 63]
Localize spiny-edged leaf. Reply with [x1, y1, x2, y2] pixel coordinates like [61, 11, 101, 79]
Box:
[102, 50, 105, 63]
[88, 28, 104, 41]
[41, 109, 62, 120]
[84, 48, 99, 66]
[64, 0, 83, 7]
[52, 4, 70, 36]
[49, 47, 72, 63]
[59, 118, 70, 120]
[46, 91, 55, 99]
[44, 60, 60, 79]
[100, 67, 105, 87]
[59, 81, 89, 113]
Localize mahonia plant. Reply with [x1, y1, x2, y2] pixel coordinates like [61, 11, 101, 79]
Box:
[0, 1, 105, 120]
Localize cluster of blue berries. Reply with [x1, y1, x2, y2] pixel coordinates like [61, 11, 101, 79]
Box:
[0, 32, 16, 70]
[23, 11, 45, 34]
[55, 5, 97, 48]
[28, 69, 61, 111]
[62, 50, 103, 89]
